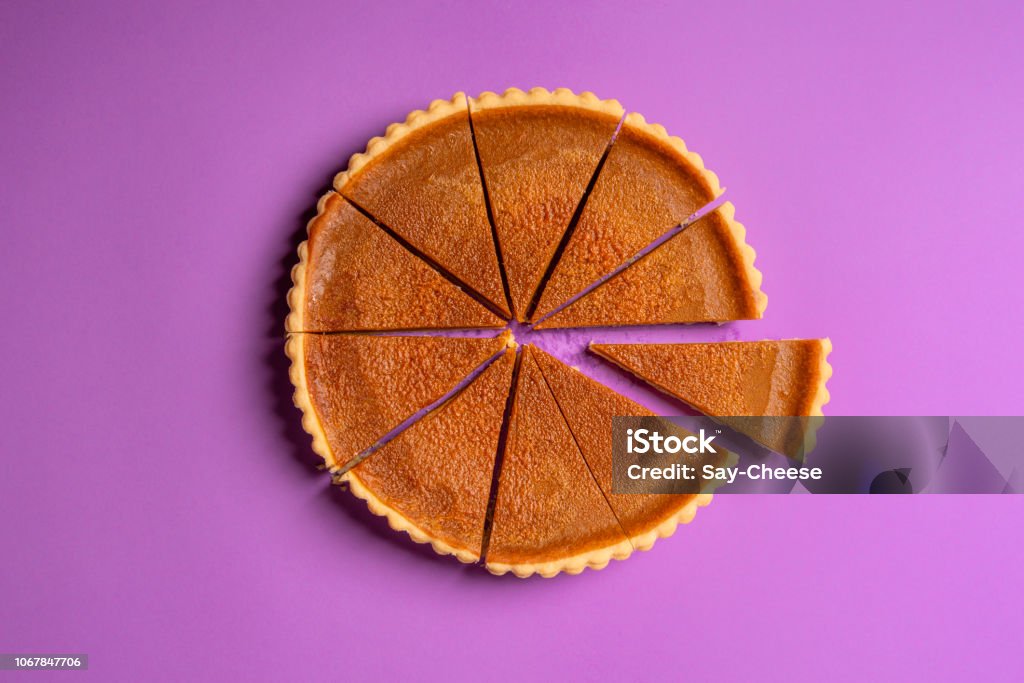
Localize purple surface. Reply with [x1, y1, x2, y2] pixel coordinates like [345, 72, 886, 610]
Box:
[2, 1, 1022, 680]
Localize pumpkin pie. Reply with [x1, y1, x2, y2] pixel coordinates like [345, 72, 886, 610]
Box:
[286, 192, 504, 332]
[485, 347, 633, 577]
[531, 346, 726, 550]
[334, 93, 510, 317]
[535, 202, 767, 328]
[286, 331, 509, 471]
[284, 89, 831, 577]
[469, 88, 623, 321]
[531, 113, 723, 321]
[591, 339, 832, 456]
[346, 348, 517, 563]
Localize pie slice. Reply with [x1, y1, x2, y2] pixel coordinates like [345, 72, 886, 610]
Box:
[470, 88, 623, 321]
[346, 348, 517, 563]
[286, 331, 509, 471]
[486, 347, 632, 577]
[286, 193, 504, 332]
[535, 202, 767, 329]
[334, 93, 510, 317]
[591, 339, 832, 455]
[531, 347, 723, 550]
[532, 113, 723, 321]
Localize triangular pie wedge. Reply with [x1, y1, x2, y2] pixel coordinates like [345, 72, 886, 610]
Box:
[486, 347, 632, 577]
[346, 348, 517, 563]
[334, 93, 510, 317]
[535, 202, 767, 329]
[286, 193, 504, 332]
[531, 347, 727, 551]
[532, 113, 723, 320]
[470, 88, 623, 321]
[591, 339, 832, 456]
[286, 332, 510, 471]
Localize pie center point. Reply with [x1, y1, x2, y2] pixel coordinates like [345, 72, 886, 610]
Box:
[507, 320, 542, 347]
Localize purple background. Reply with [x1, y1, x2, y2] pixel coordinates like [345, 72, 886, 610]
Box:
[2, 1, 1022, 680]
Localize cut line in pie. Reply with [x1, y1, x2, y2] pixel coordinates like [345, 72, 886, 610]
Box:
[485, 348, 634, 577]
[530, 112, 724, 322]
[335, 93, 510, 317]
[470, 88, 624, 321]
[346, 347, 517, 563]
[531, 346, 729, 550]
[285, 88, 832, 578]
[286, 331, 509, 470]
[286, 193, 504, 332]
[535, 202, 767, 329]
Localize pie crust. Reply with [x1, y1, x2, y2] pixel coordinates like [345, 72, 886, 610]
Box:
[345, 473, 478, 563]
[486, 542, 633, 579]
[332, 93, 473, 189]
[470, 87, 624, 115]
[285, 332, 332, 469]
[284, 192, 322, 335]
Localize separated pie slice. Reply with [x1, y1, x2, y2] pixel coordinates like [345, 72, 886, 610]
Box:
[287, 193, 504, 332]
[535, 202, 767, 329]
[470, 88, 623, 321]
[531, 347, 725, 551]
[486, 347, 632, 577]
[591, 339, 832, 456]
[532, 113, 723, 321]
[335, 94, 509, 317]
[286, 332, 509, 470]
[346, 348, 517, 563]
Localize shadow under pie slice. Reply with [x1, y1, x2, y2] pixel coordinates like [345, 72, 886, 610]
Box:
[535, 202, 767, 329]
[469, 88, 623, 321]
[532, 112, 723, 321]
[334, 93, 509, 316]
[531, 346, 725, 551]
[287, 193, 503, 333]
[485, 346, 632, 578]
[286, 331, 509, 471]
[347, 348, 517, 563]
[590, 339, 833, 457]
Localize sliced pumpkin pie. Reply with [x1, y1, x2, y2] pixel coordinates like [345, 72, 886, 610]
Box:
[531, 113, 723, 321]
[531, 347, 724, 550]
[286, 332, 509, 471]
[535, 202, 767, 329]
[284, 89, 835, 576]
[470, 88, 623, 320]
[334, 93, 509, 316]
[346, 348, 517, 563]
[591, 339, 832, 456]
[486, 347, 632, 577]
[287, 193, 503, 332]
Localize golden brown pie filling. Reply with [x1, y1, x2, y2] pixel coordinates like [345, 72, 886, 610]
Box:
[286, 88, 829, 577]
